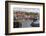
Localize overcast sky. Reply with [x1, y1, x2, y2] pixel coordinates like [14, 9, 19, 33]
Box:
[13, 7, 40, 13]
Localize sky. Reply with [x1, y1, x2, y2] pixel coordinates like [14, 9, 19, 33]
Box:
[13, 7, 40, 13]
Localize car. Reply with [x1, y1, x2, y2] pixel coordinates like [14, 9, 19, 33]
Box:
[31, 17, 40, 27]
